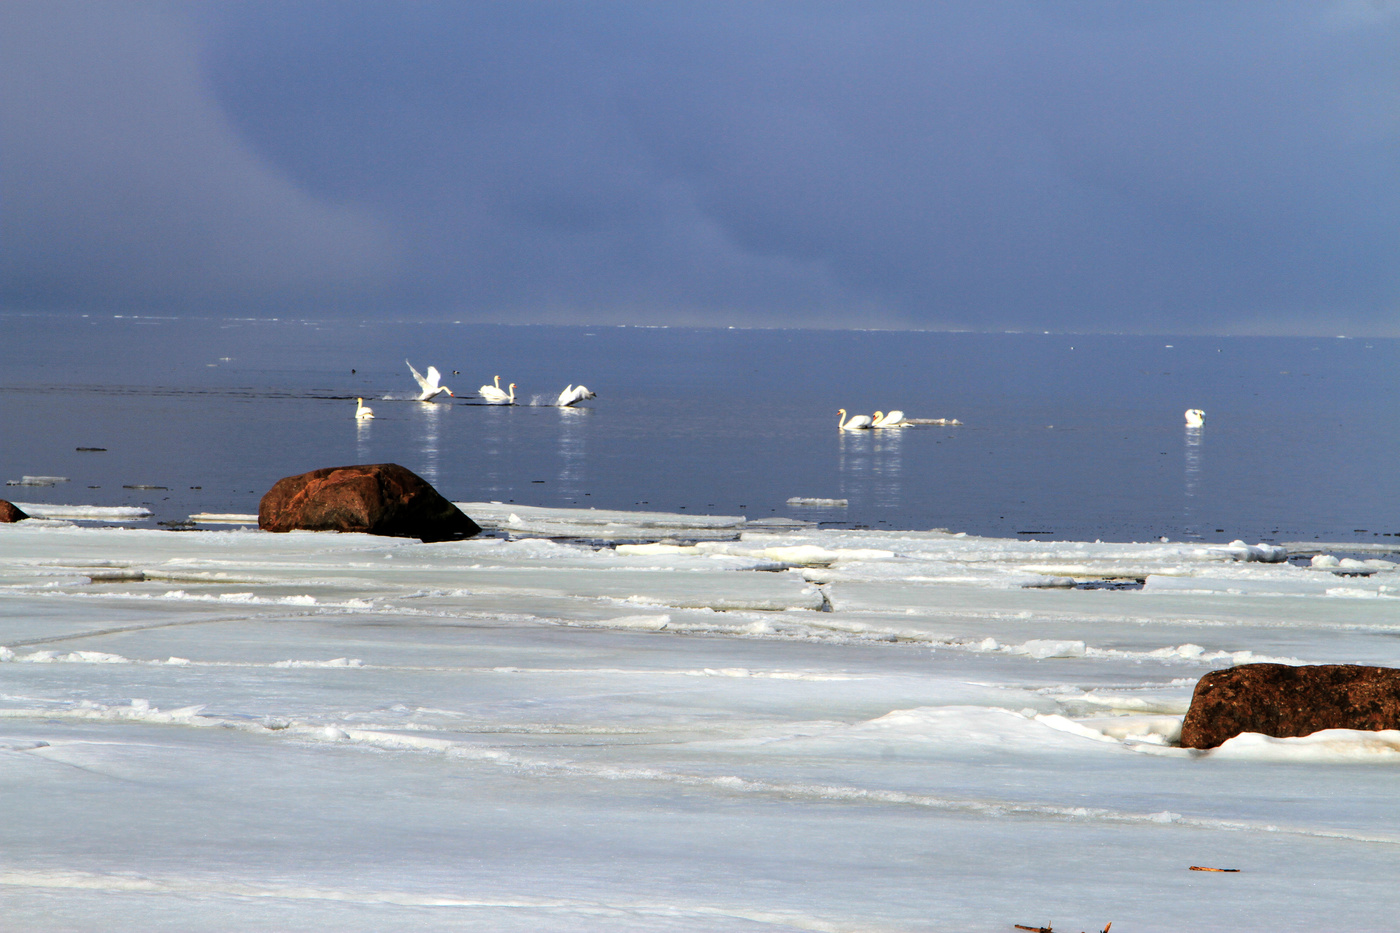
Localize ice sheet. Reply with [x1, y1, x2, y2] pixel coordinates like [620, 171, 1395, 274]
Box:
[4, 512, 1400, 931]
[8, 502, 152, 521]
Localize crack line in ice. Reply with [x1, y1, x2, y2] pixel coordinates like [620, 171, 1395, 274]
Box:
[0, 613, 285, 651]
[319, 724, 1400, 845]
[0, 870, 881, 932]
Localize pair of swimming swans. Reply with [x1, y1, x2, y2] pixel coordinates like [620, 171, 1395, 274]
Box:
[479, 375, 516, 403]
[407, 360, 454, 401]
[838, 409, 907, 430]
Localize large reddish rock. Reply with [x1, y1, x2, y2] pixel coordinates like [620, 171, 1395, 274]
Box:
[258, 463, 480, 543]
[1180, 663, 1400, 749]
[0, 500, 29, 522]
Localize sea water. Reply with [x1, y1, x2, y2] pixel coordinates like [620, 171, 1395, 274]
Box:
[2, 313, 1397, 542]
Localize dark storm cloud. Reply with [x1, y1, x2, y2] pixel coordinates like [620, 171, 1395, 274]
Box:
[0, 1, 396, 313]
[4, 2, 1398, 333]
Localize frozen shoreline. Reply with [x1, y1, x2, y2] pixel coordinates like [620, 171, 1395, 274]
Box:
[3, 509, 1400, 930]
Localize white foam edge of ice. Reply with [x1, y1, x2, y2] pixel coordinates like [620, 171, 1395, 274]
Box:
[0, 647, 366, 669]
[27, 589, 378, 610]
[188, 512, 259, 524]
[0, 644, 862, 682]
[458, 502, 745, 529]
[616, 541, 896, 567]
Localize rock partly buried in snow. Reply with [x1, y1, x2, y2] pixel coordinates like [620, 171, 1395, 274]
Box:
[1180, 663, 1400, 749]
[259, 463, 480, 543]
[0, 500, 29, 522]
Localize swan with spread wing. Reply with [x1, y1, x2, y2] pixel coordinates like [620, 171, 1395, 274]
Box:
[407, 360, 454, 401]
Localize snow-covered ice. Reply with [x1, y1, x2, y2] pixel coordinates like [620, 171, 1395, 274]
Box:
[3, 508, 1400, 931]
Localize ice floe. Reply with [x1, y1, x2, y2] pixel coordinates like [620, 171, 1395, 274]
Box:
[7, 503, 153, 521]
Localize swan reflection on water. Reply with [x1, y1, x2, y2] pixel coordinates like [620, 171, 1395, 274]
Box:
[473, 402, 514, 497]
[556, 406, 589, 499]
[1183, 421, 1204, 538]
[837, 426, 905, 512]
[354, 412, 372, 461]
[412, 400, 446, 484]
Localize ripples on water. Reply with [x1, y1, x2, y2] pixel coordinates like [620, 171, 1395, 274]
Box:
[1, 315, 1397, 543]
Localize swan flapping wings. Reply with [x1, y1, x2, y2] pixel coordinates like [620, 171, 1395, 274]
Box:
[407, 360, 454, 401]
[556, 384, 597, 407]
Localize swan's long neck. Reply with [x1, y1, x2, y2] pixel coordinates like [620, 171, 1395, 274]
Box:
[837, 409, 847, 429]
[493, 375, 501, 389]
[508, 384, 515, 402]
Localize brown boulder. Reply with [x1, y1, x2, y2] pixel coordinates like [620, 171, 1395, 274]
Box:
[258, 463, 480, 543]
[0, 500, 29, 522]
[1180, 663, 1400, 749]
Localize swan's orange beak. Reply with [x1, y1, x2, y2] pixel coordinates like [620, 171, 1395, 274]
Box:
[446, 389, 455, 397]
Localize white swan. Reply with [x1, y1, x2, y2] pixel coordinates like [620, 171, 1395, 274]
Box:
[1184, 408, 1205, 426]
[556, 384, 597, 407]
[407, 360, 454, 401]
[354, 397, 374, 420]
[479, 375, 515, 403]
[871, 410, 908, 428]
[837, 408, 872, 431]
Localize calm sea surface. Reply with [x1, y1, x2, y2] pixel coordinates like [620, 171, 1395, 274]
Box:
[2, 314, 1397, 544]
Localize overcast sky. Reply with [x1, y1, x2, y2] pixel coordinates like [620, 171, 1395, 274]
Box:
[2, 1, 1397, 334]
